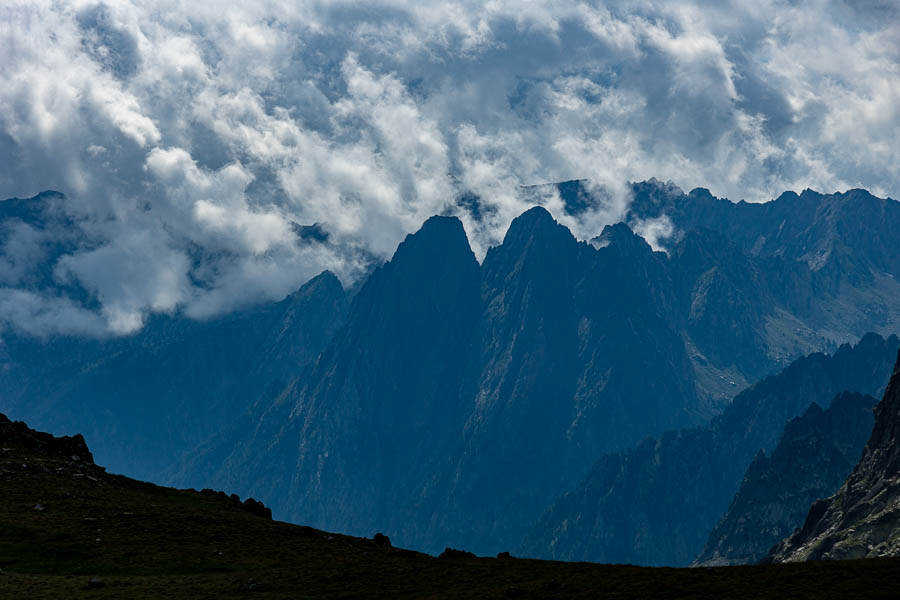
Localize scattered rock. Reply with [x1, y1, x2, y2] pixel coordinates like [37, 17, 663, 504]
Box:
[245, 578, 262, 591]
[242, 497, 272, 520]
[373, 532, 392, 547]
[200, 488, 272, 519]
[33, 503, 45, 511]
[542, 580, 563, 591]
[438, 547, 475, 559]
[296, 525, 318, 537]
[85, 578, 105, 589]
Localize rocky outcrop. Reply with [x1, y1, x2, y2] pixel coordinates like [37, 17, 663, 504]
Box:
[0, 411, 93, 463]
[768, 350, 900, 561]
[693, 391, 877, 566]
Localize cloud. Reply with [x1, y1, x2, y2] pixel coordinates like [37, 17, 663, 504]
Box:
[0, 0, 898, 335]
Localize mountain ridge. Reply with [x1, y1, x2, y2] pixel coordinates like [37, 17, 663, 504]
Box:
[693, 391, 878, 566]
[767, 347, 900, 561]
[519, 333, 900, 566]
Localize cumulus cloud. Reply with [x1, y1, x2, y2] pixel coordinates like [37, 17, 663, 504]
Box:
[0, 0, 898, 335]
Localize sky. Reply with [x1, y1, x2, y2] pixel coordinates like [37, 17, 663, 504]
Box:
[1, 0, 898, 336]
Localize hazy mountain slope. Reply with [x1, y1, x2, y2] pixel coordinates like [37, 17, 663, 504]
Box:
[768, 348, 900, 561]
[187, 209, 706, 556]
[178, 216, 483, 537]
[417, 213, 697, 554]
[554, 180, 900, 402]
[0, 271, 347, 480]
[694, 391, 877, 566]
[520, 334, 900, 566]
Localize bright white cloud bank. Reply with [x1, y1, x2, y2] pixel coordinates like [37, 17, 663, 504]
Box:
[1, 0, 898, 335]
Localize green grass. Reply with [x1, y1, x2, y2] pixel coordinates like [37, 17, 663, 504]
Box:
[2, 442, 899, 599]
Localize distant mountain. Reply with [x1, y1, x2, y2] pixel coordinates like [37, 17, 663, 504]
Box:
[175, 209, 705, 555]
[768, 348, 900, 561]
[693, 391, 877, 566]
[520, 334, 899, 566]
[0, 190, 97, 304]
[0, 270, 347, 479]
[178, 198, 900, 557]
[625, 182, 900, 280]
[5, 182, 900, 559]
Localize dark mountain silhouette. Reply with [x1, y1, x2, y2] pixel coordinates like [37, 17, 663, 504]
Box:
[768, 348, 900, 561]
[520, 334, 899, 566]
[693, 391, 877, 566]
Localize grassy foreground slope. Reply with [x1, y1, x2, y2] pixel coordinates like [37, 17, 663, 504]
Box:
[2, 418, 899, 599]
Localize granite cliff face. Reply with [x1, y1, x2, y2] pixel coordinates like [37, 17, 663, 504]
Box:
[768, 350, 900, 561]
[520, 335, 899, 566]
[694, 391, 877, 566]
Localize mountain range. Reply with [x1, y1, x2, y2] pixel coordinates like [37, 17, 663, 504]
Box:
[693, 390, 878, 566]
[519, 334, 898, 566]
[768, 346, 900, 561]
[3, 179, 900, 559]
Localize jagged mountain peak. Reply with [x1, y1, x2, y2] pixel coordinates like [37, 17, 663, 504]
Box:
[481, 205, 581, 283]
[390, 214, 476, 269]
[284, 270, 343, 299]
[774, 190, 801, 203]
[593, 222, 652, 255]
[501, 205, 571, 244]
[688, 187, 716, 201]
[0, 190, 68, 222]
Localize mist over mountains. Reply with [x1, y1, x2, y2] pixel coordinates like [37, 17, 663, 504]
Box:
[3, 179, 900, 563]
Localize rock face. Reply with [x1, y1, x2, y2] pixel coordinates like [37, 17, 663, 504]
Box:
[768, 349, 900, 561]
[519, 335, 900, 566]
[693, 391, 877, 566]
[0, 412, 93, 463]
